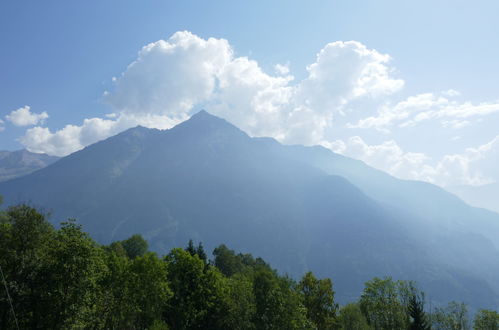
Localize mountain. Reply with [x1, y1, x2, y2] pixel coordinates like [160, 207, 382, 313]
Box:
[447, 183, 499, 214]
[1, 110, 499, 310]
[0, 149, 59, 182]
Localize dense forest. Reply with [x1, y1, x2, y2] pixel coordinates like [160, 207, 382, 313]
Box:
[1, 203, 498, 329]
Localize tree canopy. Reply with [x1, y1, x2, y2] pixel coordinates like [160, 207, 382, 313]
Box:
[1, 203, 497, 329]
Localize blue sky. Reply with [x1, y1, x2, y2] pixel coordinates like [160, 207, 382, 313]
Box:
[1, 0, 499, 191]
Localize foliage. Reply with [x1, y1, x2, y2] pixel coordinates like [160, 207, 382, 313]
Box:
[121, 234, 149, 259]
[359, 277, 410, 330]
[473, 309, 499, 330]
[337, 303, 371, 330]
[408, 292, 431, 330]
[431, 301, 471, 330]
[1, 202, 499, 329]
[164, 248, 229, 329]
[0, 204, 56, 329]
[298, 271, 338, 329]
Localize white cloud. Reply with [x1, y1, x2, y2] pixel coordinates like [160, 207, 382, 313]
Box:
[327, 135, 499, 187]
[104, 31, 233, 118]
[326, 136, 431, 181]
[6, 106, 49, 127]
[18, 30, 499, 191]
[20, 113, 182, 157]
[24, 31, 404, 157]
[351, 91, 499, 130]
[104, 34, 403, 146]
[274, 63, 290, 75]
[297, 41, 403, 113]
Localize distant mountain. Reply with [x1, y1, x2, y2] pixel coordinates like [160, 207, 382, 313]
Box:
[0, 149, 59, 182]
[447, 183, 499, 214]
[1, 110, 499, 311]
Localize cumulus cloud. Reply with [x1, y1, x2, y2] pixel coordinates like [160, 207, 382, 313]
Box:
[351, 91, 499, 130]
[274, 63, 290, 75]
[14, 30, 499, 191]
[327, 135, 499, 187]
[104, 31, 233, 117]
[21, 113, 181, 157]
[6, 106, 48, 127]
[0, 119, 4, 132]
[297, 41, 403, 113]
[324, 136, 431, 182]
[22, 31, 404, 156]
[106, 35, 403, 146]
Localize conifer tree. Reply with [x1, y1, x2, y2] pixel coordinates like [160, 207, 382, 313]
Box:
[408, 294, 431, 330]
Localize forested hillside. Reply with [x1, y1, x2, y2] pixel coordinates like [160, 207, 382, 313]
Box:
[1, 203, 498, 329]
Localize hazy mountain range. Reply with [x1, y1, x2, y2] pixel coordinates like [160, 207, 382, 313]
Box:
[0, 149, 59, 182]
[448, 183, 499, 214]
[1, 111, 498, 311]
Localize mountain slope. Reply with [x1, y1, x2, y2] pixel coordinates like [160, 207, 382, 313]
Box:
[1, 110, 498, 310]
[448, 183, 499, 214]
[0, 149, 59, 182]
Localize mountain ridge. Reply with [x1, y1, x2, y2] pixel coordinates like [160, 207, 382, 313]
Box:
[0, 149, 59, 182]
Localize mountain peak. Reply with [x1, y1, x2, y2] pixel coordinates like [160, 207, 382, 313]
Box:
[187, 110, 228, 125]
[171, 110, 248, 140]
[191, 109, 210, 118]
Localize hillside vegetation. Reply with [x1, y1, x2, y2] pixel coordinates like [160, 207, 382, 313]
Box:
[1, 203, 498, 329]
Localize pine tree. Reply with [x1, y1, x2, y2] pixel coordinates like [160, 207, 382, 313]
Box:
[408, 294, 431, 330]
[186, 239, 196, 256]
[196, 242, 207, 265]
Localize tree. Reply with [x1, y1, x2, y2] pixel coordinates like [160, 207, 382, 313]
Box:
[0, 205, 55, 329]
[213, 244, 245, 276]
[40, 219, 106, 329]
[186, 239, 197, 256]
[431, 301, 470, 330]
[121, 234, 148, 259]
[359, 277, 408, 330]
[408, 293, 431, 330]
[473, 309, 499, 330]
[126, 252, 172, 328]
[164, 248, 229, 329]
[252, 269, 311, 329]
[337, 303, 371, 330]
[224, 274, 257, 330]
[298, 271, 338, 329]
[196, 242, 207, 265]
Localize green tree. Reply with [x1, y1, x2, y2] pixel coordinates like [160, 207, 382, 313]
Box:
[127, 252, 172, 328]
[196, 242, 207, 265]
[224, 274, 257, 330]
[408, 293, 431, 330]
[252, 269, 311, 329]
[40, 219, 106, 329]
[213, 244, 246, 276]
[473, 309, 499, 330]
[99, 251, 134, 328]
[186, 239, 197, 256]
[298, 271, 338, 329]
[99, 247, 171, 329]
[164, 248, 229, 329]
[121, 234, 148, 259]
[359, 277, 408, 330]
[337, 303, 371, 330]
[0, 204, 55, 329]
[431, 301, 470, 330]
[0, 207, 108, 329]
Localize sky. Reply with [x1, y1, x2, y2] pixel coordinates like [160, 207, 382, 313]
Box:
[1, 0, 499, 190]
